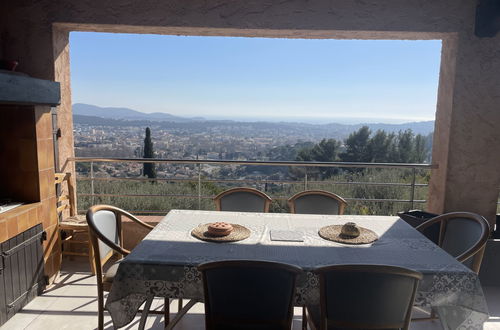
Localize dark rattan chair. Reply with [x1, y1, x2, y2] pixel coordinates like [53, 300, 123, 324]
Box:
[199, 260, 301, 330]
[214, 187, 272, 213]
[416, 211, 490, 273]
[305, 264, 422, 330]
[86, 205, 171, 330]
[288, 190, 347, 215]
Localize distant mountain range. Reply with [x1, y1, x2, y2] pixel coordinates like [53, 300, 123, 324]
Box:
[73, 103, 205, 122]
[73, 103, 435, 136]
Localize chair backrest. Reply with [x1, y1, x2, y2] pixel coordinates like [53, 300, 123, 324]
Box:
[288, 190, 347, 215]
[55, 172, 77, 218]
[315, 264, 422, 330]
[416, 212, 490, 273]
[214, 187, 272, 213]
[86, 205, 125, 277]
[199, 260, 301, 330]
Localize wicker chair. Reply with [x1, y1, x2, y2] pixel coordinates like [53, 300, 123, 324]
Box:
[413, 212, 489, 322]
[199, 260, 301, 330]
[288, 190, 347, 215]
[416, 212, 490, 274]
[305, 264, 422, 330]
[86, 205, 171, 330]
[214, 187, 272, 213]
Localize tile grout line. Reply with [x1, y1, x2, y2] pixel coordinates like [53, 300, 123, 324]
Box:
[21, 272, 83, 329]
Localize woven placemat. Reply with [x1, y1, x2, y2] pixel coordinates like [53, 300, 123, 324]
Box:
[318, 225, 378, 245]
[191, 223, 251, 243]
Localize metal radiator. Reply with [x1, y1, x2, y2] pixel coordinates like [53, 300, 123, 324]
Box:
[0, 224, 46, 326]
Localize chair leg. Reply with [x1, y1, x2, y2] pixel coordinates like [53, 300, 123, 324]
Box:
[178, 298, 183, 312]
[64, 230, 75, 260]
[97, 287, 104, 330]
[88, 243, 96, 275]
[139, 296, 154, 330]
[164, 297, 170, 328]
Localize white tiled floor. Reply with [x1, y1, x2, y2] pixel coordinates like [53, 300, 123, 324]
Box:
[2, 259, 499, 330]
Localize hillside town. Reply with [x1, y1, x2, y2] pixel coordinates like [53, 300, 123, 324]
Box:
[74, 120, 320, 179]
[74, 115, 433, 182]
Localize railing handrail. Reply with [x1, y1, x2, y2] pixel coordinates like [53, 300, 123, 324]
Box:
[75, 176, 429, 187]
[69, 156, 438, 213]
[68, 156, 437, 169]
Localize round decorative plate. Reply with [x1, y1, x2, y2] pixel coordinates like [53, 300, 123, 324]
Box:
[191, 223, 251, 243]
[318, 225, 378, 245]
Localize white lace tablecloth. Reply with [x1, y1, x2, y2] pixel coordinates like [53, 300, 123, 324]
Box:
[106, 210, 488, 329]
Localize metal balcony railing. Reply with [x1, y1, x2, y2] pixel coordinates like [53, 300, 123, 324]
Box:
[68, 157, 438, 215]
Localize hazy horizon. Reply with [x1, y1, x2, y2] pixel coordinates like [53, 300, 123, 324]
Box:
[177, 114, 433, 124]
[73, 102, 434, 125]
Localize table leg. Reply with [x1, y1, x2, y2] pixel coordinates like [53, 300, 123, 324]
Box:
[139, 296, 154, 330]
[165, 299, 197, 330]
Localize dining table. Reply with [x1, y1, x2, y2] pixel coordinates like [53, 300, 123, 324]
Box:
[105, 209, 489, 329]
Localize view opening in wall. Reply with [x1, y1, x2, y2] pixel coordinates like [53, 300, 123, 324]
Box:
[70, 32, 442, 215]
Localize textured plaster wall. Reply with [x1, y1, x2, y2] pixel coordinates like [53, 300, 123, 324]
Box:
[0, 1, 5, 59]
[5, 0, 474, 40]
[428, 36, 458, 216]
[52, 27, 75, 180]
[429, 32, 500, 222]
[2, 0, 476, 79]
[2, 0, 499, 233]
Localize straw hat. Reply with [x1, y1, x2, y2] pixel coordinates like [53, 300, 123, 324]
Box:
[319, 222, 378, 244]
[192, 223, 251, 243]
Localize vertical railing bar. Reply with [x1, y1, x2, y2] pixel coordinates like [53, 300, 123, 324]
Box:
[197, 162, 202, 210]
[90, 161, 95, 206]
[410, 167, 416, 210]
[304, 167, 308, 190]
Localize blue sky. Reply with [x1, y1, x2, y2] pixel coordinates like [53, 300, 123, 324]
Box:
[70, 32, 442, 124]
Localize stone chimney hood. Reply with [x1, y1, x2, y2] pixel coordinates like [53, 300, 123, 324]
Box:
[0, 71, 60, 106]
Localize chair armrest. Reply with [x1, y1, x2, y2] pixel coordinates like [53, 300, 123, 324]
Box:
[111, 244, 131, 256]
[415, 216, 442, 233]
[117, 208, 155, 230]
[416, 212, 490, 266]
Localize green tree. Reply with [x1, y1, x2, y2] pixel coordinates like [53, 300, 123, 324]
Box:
[414, 134, 427, 163]
[312, 138, 340, 177]
[340, 126, 372, 162]
[397, 129, 415, 163]
[296, 147, 313, 161]
[294, 139, 340, 178]
[367, 130, 391, 162]
[386, 133, 399, 162]
[143, 127, 156, 178]
[310, 139, 340, 162]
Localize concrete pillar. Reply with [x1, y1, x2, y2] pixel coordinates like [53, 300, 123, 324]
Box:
[429, 32, 500, 227]
[52, 27, 76, 176]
